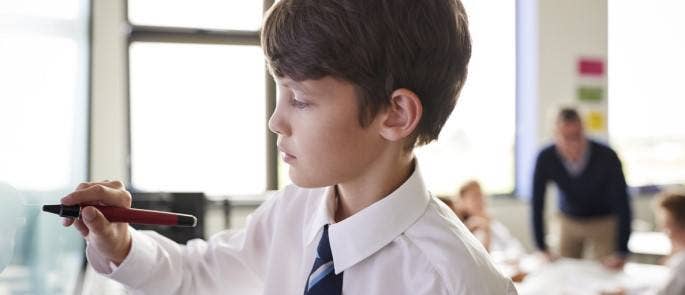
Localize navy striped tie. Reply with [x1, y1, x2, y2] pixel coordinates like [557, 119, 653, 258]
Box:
[304, 224, 343, 295]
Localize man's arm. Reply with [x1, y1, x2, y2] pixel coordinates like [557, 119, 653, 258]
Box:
[531, 151, 550, 251]
[608, 150, 632, 255]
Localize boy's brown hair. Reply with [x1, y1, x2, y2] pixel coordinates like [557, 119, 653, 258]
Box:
[657, 191, 685, 229]
[262, 0, 471, 147]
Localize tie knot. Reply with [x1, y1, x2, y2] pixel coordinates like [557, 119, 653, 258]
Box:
[316, 224, 333, 262]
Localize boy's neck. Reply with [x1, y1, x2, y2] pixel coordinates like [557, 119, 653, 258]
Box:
[333, 151, 415, 223]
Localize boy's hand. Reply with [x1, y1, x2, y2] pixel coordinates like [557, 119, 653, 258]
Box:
[465, 215, 490, 232]
[61, 180, 132, 266]
[538, 250, 559, 263]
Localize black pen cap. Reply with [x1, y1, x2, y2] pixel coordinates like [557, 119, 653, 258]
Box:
[42, 204, 81, 218]
[177, 214, 198, 227]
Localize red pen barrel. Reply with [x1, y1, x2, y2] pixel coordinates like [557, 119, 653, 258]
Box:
[88, 205, 197, 227]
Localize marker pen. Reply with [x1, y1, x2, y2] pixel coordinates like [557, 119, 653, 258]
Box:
[42, 204, 197, 227]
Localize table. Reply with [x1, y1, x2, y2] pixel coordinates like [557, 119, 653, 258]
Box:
[514, 257, 670, 295]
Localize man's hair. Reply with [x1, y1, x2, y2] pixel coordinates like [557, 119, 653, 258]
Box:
[657, 191, 685, 229]
[262, 0, 471, 147]
[557, 108, 582, 124]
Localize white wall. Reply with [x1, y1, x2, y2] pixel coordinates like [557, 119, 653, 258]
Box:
[538, 0, 608, 142]
[517, 0, 609, 199]
[90, 0, 128, 182]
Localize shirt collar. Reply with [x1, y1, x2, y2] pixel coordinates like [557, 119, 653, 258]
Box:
[557, 140, 592, 176]
[304, 161, 431, 274]
[303, 186, 337, 246]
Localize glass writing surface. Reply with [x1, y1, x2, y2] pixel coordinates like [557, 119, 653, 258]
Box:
[0, 0, 90, 293]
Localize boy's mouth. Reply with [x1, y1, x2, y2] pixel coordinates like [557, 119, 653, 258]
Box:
[278, 146, 297, 162]
[281, 153, 296, 163]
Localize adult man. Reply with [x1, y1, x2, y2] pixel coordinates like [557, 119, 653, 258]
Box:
[531, 108, 632, 268]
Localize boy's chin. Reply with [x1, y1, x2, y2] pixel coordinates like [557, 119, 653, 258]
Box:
[289, 170, 334, 188]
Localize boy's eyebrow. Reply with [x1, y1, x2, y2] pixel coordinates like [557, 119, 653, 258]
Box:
[277, 78, 297, 89]
[278, 79, 311, 93]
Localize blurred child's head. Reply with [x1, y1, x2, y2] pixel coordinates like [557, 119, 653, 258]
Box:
[262, 0, 471, 187]
[457, 180, 485, 215]
[656, 191, 685, 244]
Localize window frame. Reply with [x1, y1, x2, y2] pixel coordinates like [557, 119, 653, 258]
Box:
[124, 0, 278, 194]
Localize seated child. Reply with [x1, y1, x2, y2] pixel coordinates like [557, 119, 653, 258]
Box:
[452, 180, 525, 258]
[602, 191, 685, 295]
[654, 191, 685, 295]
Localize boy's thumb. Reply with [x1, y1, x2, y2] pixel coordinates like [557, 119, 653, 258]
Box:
[82, 206, 110, 235]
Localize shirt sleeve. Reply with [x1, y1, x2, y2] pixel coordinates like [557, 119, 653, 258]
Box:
[85, 194, 281, 294]
[531, 150, 550, 251]
[490, 220, 525, 256]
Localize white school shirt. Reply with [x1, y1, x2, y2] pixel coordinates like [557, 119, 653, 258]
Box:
[657, 250, 685, 295]
[87, 165, 517, 295]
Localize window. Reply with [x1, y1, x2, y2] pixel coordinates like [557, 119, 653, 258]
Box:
[128, 0, 263, 31]
[0, 0, 90, 293]
[608, 1, 685, 186]
[415, 0, 517, 196]
[128, 1, 276, 196]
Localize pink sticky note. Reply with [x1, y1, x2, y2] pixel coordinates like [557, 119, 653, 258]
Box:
[578, 58, 604, 76]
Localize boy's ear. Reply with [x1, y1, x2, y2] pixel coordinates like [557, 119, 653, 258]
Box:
[378, 88, 423, 142]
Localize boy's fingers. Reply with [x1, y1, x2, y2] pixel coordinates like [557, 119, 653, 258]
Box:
[74, 180, 123, 192]
[81, 206, 112, 237]
[62, 217, 75, 227]
[102, 180, 125, 189]
[73, 219, 90, 237]
[76, 182, 94, 190]
[61, 184, 131, 208]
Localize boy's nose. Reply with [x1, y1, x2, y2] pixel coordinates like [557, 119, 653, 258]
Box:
[268, 107, 289, 136]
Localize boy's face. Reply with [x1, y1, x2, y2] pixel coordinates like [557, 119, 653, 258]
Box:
[462, 187, 485, 215]
[659, 209, 684, 241]
[269, 76, 387, 188]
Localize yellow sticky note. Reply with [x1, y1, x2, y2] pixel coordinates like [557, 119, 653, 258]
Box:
[585, 111, 605, 132]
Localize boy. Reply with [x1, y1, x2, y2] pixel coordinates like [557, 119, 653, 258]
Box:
[603, 191, 685, 295]
[452, 180, 524, 257]
[61, 0, 517, 294]
[654, 191, 685, 294]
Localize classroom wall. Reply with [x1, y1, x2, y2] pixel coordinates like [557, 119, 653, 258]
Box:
[517, 0, 608, 199]
[538, 0, 608, 142]
[90, 0, 128, 182]
[509, 0, 611, 250]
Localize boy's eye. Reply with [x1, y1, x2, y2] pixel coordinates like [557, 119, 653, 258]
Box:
[290, 97, 310, 109]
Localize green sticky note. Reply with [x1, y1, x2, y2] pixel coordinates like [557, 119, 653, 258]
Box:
[577, 87, 603, 102]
